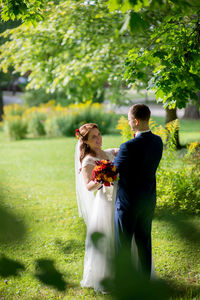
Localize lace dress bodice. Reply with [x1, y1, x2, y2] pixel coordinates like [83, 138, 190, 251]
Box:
[82, 149, 115, 168]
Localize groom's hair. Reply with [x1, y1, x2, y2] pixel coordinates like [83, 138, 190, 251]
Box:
[129, 104, 151, 121]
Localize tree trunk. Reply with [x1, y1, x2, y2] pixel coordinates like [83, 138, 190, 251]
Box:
[0, 90, 4, 122]
[183, 104, 200, 119]
[165, 107, 181, 149]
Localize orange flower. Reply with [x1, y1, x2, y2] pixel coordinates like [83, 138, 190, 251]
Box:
[107, 177, 113, 182]
[94, 166, 102, 172]
[101, 160, 109, 164]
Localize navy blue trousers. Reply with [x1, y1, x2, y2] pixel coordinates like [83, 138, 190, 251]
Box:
[115, 202, 155, 279]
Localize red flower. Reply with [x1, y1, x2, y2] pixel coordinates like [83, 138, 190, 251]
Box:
[92, 159, 118, 187]
[75, 129, 80, 139]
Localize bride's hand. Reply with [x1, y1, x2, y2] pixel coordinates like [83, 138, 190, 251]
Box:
[93, 181, 103, 190]
[82, 165, 103, 191]
[114, 148, 119, 156]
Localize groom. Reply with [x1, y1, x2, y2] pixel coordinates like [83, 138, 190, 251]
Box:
[114, 103, 163, 279]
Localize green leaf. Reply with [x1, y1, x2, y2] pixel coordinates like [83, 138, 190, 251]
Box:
[107, 0, 120, 11]
[129, 12, 146, 33]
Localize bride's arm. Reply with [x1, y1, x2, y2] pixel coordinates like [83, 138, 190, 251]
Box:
[82, 164, 102, 191]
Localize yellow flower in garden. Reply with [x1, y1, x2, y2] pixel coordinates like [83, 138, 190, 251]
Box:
[187, 141, 199, 153]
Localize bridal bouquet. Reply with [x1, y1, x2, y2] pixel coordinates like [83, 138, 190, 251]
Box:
[93, 160, 118, 187]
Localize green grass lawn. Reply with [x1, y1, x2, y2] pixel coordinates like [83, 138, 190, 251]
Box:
[0, 127, 199, 299]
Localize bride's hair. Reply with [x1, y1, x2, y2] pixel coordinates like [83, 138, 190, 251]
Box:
[78, 123, 99, 164]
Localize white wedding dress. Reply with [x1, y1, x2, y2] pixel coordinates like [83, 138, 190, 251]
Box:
[75, 147, 117, 292]
[75, 145, 156, 292]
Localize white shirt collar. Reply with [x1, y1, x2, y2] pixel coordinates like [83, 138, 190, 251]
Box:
[135, 130, 151, 137]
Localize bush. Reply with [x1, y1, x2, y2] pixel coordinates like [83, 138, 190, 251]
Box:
[27, 113, 46, 137]
[4, 116, 27, 140]
[157, 164, 200, 214]
[45, 109, 113, 137]
[43, 101, 114, 137]
[44, 117, 59, 137]
[45, 116, 71, 137]
[3, 101, 116, 139]
[157, 134, 200, 214]
[4, 104, 27, 117]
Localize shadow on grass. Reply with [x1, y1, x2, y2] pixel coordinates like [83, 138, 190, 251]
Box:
[90, 232, 173, 300]
[55, 238, 84, 255]
[154, 208, 200, 247]
[34, 258, 68, 292]
[91, 229, 200, 299]
[90, 207, 200, 299]
[165, 279, 200, 299]
[153, 208, 200, 298]
[0, 187, 26, 244]
[0, 255, 25, 277]
[0, 205, 26, 244]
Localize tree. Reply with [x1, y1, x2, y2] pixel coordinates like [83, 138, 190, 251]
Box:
[0, 0, 47, 22]
[0, 1, 137, 103]
[0, 19, 21, 121]
[106, 0, 200, 147]
[183, 102, 200, 119]
[108, 0, 200, 107]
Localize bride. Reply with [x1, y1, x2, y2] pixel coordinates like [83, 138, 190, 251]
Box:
[75, 123, 156, 293]
[75, 123, 118, 292]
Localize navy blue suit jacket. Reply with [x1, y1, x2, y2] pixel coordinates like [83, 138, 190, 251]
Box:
[114, 131, 163, 212]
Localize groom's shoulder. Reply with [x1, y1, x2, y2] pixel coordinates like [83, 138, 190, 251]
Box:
[121, 138, 135, 149]
[152, 132, 163, 144]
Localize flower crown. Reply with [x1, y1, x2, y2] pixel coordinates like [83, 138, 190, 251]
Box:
[75, 129, 81, 139]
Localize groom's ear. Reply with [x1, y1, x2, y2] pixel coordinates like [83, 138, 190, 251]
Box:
[135, 118, 139, 126]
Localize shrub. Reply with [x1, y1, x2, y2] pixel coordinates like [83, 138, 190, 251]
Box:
[44, 117, 59, 137]
[67, 102, 114, 135]
[157, 164, 200, 214]
[27, 113, 46, 137]
[43, 101, 114, 137]
[116, 116, 133, 141]
[4, 104, 27, 117]
[3, 101, 116, 138]
[4, 116, 27, 140]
